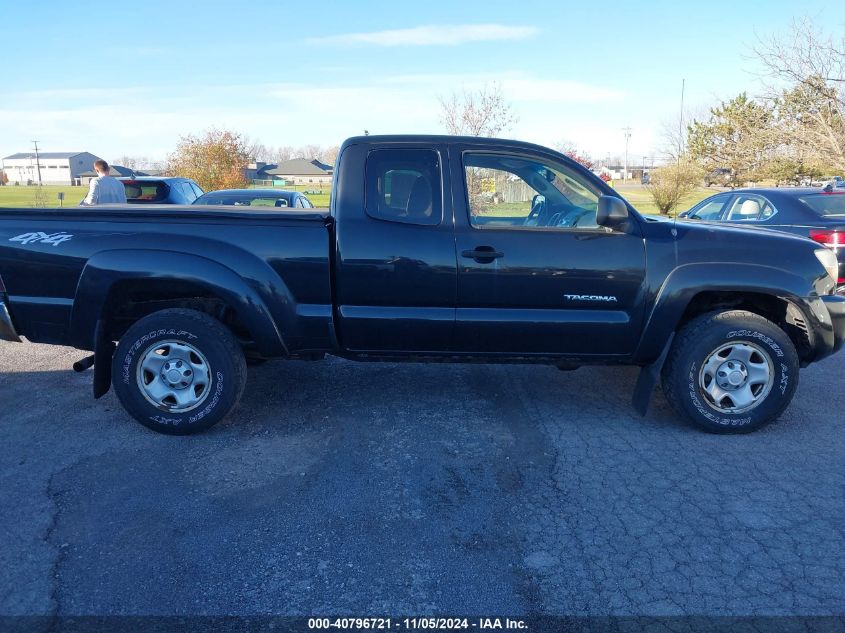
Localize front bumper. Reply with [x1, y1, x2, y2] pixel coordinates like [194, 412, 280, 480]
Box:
[0, 300, 22, 343]
[821, 294, 845, 355]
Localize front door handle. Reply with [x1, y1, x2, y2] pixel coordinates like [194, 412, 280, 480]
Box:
[461, 246, 504, 263]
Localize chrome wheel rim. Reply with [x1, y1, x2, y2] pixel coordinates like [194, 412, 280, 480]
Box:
[136, 340, 212, 413]
[698, 342, 774, 414]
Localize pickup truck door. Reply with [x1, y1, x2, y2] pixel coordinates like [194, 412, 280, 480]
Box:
[450, 146, 646, 357]
[334, 143, 457, 352]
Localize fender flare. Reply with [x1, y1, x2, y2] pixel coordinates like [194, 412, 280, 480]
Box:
[69, 249, 287, 356]
[633, 262, 813, 365]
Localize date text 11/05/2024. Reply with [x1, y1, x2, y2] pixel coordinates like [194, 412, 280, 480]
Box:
[307, 617, 528, 629]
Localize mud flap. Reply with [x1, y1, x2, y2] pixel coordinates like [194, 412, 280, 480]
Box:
[93, 320, 115, 399]
[632, 332, 674, 416]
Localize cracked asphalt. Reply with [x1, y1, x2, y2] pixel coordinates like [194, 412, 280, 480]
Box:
[1, 339, 843, 618]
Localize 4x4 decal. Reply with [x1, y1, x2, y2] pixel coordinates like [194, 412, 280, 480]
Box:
[9, 231, 73, 247]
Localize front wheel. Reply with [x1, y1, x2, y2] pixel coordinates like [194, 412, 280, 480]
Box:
[112, 308, 247, 435]
[661, 310, 799, 433]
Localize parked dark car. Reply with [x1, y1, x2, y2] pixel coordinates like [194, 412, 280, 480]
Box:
[1, 135, 843, 436]
[193, 189, 314, 208]
[679, 187, 845, 293]
[121, 177, 204, 204]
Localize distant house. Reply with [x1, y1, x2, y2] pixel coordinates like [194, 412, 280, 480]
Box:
[1, 151, 102, 185]
[244, 161, 278, 184]
[265, 158, 333, 186]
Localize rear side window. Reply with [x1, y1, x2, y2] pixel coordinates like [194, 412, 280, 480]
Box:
[179, 182, 197, 202]
[798, 193, 845, 217]
[123, 181, 168, 203]
[365, 149, 442, 226]
[723, 194, 775, 222]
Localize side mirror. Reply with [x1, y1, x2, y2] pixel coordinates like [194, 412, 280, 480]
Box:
[596, 195, 629, 229]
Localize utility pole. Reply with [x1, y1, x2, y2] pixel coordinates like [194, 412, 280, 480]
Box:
[31, 140, 43, 186]
[622, 127, 632, 181]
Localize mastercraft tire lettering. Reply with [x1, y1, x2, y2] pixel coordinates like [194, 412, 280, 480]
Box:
[111, 309, 247, 435]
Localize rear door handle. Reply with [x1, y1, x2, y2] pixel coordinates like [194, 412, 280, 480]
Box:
[461, 246, 504, 262]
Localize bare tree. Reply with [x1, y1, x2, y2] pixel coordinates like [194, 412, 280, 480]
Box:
[755, 20, 845, 171]
[275, 146, 296, 163]
[320, 145, 340, 167]
[111, 156, 165, 172]
[554, 140, 578, 155]
[293, 144, 323, 160]
[240, 136, 273, 163]
[439, 83, 517, 137]
[114, 155, 140, 170]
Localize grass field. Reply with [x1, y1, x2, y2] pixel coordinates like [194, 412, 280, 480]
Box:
[0, 185, 332, 208]
[612, 182, 715, 216]
[0, 182, 711, 215]
[0, 185, 89, 208]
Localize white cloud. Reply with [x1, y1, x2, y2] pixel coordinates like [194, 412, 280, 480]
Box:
[308, 24, 539, 47]
[0, 73, 638, 161]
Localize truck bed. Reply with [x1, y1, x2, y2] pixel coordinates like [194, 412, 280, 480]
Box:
[0, 205, 334, 352]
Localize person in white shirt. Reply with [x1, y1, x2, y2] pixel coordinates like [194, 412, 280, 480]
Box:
[80, 160, 127, 205]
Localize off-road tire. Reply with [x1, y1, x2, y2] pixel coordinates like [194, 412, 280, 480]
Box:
[662, 310, 799, 434]
[112, 308, 247, 435]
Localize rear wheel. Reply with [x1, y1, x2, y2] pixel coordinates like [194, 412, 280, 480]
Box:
[661, 310, 799, 433]
[112, 308, 247, 435]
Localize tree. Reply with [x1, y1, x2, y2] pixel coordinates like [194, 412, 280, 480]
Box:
[564, 151, 594, 170]
[755, 20, 845, 172]
[114, 155, 140, 170]
[686, 93, 774, 186]
[320, 145, 340, 167]
[554, 141, 594, 170]
[167, 129, 250, 192]
[647, 161, 703, 215]
[294, 144, 322, 160]
[1, 170, 7, 186]
[244, 138, 273, 163]
[439, 83, 517, 137]
[275, 146, 296, 163]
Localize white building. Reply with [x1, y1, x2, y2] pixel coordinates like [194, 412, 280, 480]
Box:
[1, 152, 102, 185]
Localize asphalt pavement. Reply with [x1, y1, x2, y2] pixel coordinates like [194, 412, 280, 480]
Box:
[1, 340, 843, 621]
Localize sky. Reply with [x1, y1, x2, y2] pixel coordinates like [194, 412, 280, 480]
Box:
[0, 0, 838, 165]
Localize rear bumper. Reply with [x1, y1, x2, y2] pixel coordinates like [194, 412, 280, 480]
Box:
[0, 299, 22, 343]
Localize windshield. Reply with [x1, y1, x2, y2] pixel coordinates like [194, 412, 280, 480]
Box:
[195, 194, 290, 207]
[798, 193, 845, 216]
[123, 181, 168, 203]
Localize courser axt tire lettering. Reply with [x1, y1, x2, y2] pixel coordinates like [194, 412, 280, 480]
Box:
[661, 310, 799, 434]
[112, 308, 247, 435]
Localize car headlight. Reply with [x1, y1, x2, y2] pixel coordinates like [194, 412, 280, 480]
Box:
[815, 248, 839, 283]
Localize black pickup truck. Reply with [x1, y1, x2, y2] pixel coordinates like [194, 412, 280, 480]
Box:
[1, 135, 843, 435]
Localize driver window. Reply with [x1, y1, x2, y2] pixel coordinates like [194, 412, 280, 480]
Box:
[463, 153, 601, 230]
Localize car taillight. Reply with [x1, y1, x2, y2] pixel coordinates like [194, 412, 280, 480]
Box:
[809, 229, 845, 248]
